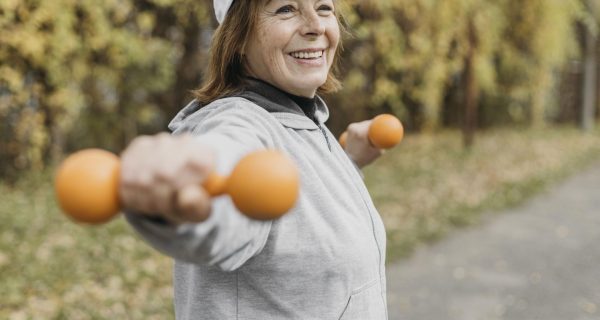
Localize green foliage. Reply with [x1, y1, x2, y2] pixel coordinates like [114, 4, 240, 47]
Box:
[332, 0, 587, 132]
[1, 0, 597, 177]
[496, 0, 582, 127]
[0, 0, 212, 180]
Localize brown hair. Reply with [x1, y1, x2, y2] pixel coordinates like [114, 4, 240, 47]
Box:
[193, 0, 344, 105]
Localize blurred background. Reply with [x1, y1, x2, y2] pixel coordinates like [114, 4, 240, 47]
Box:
[2, 0, 600, 318]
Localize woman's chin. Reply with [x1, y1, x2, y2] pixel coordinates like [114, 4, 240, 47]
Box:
[289, 76, 327, 94]
[288, 83, 324, 97]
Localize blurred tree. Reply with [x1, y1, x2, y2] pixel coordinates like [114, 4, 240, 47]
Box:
[332, 0, 504, 143]
[497, 0, 582, 128]
[0, 0, 212, 181]
[0, 0, 595, 179]
[332, 0, 584, 147]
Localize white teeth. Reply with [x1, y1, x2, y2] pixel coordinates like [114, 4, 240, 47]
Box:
[291, 50, 324, 59]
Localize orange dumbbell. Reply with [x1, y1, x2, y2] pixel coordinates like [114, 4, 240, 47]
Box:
[339, 114, 404, 149]
[55, 149, 299, 224]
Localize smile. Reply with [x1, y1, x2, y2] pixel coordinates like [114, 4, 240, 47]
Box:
[289, 50, 324, 60]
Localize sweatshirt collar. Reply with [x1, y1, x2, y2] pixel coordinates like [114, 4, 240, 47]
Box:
[168, 79, 330, 132]
[237, 78, 330, 127]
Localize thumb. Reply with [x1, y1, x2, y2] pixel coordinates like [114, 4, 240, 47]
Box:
[174, 184, 212, 223]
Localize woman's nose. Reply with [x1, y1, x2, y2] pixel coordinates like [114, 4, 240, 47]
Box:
[300, 10, 325, 37]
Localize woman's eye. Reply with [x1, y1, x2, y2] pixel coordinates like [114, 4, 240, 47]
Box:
[276, 5, 295, 14]
[318, 4, 333, 12]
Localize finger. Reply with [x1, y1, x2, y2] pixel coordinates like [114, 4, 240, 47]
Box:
[347, 121, 371, 141]
[120, 164, 155, 214]
[155, 135, 185, 181]
[121, 185, 155, 214]
[173, 184, 212, 223]
[150, 181, 176, 216]
[173, 143, 215, 190]
[185, 139, 215, 172]
[120, 135, 155, 202]
[122, 135, 154, 159]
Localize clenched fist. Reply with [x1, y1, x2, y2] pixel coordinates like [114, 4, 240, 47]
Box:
[342, 120, 384, 168]
[119, 133, 215, 224]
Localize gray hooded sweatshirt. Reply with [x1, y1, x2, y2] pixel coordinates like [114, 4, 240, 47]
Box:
[125, 79, 388, 320]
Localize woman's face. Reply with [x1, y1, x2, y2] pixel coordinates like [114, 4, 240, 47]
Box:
[245, 0, 340, 97]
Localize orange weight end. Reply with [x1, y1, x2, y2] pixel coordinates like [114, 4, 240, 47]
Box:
[368, 114, 404, 149]
[55, 149, 121, 224]
[227, 150, 299, 220]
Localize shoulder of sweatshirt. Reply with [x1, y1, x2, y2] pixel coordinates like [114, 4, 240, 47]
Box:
[170, 97, 320, 136]
[172, 98, 289, 153]
[171, 98, 273, 132]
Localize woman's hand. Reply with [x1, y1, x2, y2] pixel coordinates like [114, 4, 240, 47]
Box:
[119, 133, 214, 224]
[343, 120, 384, 168]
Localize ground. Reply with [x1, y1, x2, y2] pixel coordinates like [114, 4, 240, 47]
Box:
[387, 161, 600, 320]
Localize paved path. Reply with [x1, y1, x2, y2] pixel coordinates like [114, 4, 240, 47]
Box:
[386, 162, 600, 320]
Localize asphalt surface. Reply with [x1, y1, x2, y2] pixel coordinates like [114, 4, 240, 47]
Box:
[386, 161, 600, 320]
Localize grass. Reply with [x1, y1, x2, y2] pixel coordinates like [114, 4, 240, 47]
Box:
[2, 126, 600, 318]
[364, 126, 600, 261]
[0, 172, 173, 319]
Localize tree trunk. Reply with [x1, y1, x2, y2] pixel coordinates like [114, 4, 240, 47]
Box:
[530, 70, 551, 128]
[463, 19, 480, 149]
[581, 1, 597, 132]
[170, 15, 206, 118]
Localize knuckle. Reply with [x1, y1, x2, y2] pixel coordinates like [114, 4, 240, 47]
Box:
[179, 133, 193, 142]
[129, 135, 153, 150]
[156, 132, 172, 143]
[185, 157, 211, 175]
[155, 185, 176, 215]
[155, 166, 176, 181]
[186, 148, 214, 172]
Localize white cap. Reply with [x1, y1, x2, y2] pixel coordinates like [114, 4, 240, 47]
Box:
[214, 0, 235, 24]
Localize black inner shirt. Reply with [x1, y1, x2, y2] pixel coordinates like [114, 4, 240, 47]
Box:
[235, 77, 320, 124]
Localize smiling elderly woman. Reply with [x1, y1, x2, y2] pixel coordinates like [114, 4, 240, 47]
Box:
[122, 0, 388, 319]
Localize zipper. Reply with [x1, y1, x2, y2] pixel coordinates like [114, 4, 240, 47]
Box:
[318, 124, 332, 151]
[336, 136, 387, 315]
